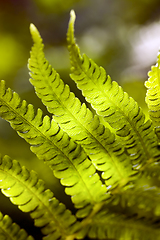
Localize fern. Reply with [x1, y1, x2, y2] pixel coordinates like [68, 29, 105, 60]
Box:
[67, 10, 160, 170]
[77, 208, 160, 240]
[28, 21, 135, 191]
[0, 211, 34, 240]
[0, 79, 108, 218]
[0, 9, 160, 240]
[0, 155, 80, 239]
[145, 51, 160, 138]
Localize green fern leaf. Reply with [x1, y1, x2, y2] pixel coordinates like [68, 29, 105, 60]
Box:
[145, 51, 160, 138]
[0, 80, 108, 216]
[0, 155, 81, 239]
[108, 178, 160, 218]
[67, 10, 160, 170]
[0, 211, 34, 240]
[76, 207, 160, 240]
[121, 185, 160, 217]
[1, 10, 160, 240]
[28, 23, 136, 191]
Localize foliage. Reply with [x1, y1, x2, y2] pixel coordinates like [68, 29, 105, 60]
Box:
[0, 9, 160, 240]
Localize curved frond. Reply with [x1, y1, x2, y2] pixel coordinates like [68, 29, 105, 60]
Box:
[0, 155, 81, 239]
[145, 51, 160, 138]
[28, 23, 135, 191]
[0, 80, 108, 216]
[67, 10, 160, 169]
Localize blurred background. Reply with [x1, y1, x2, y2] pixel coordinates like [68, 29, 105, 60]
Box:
[0, 0, 160, 238]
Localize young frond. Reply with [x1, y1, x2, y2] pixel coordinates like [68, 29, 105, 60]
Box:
[28, 23, 136, 191]
[67, 10, 160, 170]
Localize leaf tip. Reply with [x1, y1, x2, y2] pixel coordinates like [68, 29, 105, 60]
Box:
[29, 23, 42, 44]
[30, 23, 37, 34]
[70, 9, 76, 23]
[67, 10, 76, 46]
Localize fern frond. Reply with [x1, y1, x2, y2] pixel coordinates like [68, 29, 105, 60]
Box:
[28, 23, 136, 191]
[0, 211, 34, 240]
[123, 185, 160, 217]
[67, 10, 160, 169]
[0, 80, 108, 216]
[145, 51, 160, 138]
[76, 207, 160, 240]
[108, 181, 160, 220]
[0, 155, 81, 239]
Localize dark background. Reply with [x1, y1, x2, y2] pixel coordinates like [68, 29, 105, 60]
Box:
[0, 0, 160, 239]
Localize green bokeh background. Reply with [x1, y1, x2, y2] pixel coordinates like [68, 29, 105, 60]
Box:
[0, 0, 160, 238]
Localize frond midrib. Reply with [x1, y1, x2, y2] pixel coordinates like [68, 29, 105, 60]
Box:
[91, 210, 160, 239]
[30, 49, 131, 186]
[0, 165, 70, 237]
[33, 50, 114, 154]
[67, 12, 155, 163]
[73, 52, 153, 162]
[0, 92, 100, 206]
